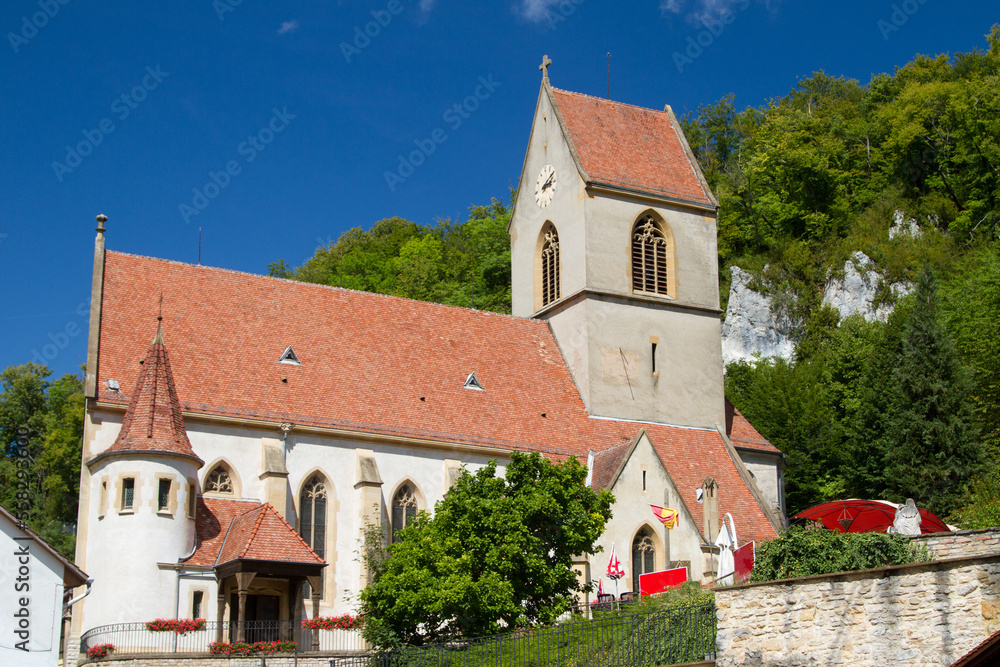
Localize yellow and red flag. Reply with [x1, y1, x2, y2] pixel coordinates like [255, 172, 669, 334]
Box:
[650, 505, 679, 529]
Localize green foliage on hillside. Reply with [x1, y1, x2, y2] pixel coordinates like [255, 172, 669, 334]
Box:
[268, 197, 513, 313]
[359, 452, 613, 646]
[0, 364, 84, 557]
[699, 28, 1000, 522]
[750, 524, 930, 583]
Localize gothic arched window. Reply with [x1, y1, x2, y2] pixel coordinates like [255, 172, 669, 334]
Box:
[205, 465, 234, 495]
[631, 528, 656, 593]
[541, 225, 561, 307]
[391, 484, 418, 543]
[299, 475, 328, 599]
[299, 476, 327, 561]
[631, 215, 670, 296]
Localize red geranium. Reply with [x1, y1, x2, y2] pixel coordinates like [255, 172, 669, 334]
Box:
[301, 614, 363, 630]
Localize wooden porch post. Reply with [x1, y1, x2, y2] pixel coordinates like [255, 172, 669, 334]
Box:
[235, 572, 256, 643]
[215, 581, 226, 644]
[288, 578, 303, 643]
[307, 575, 322, 651]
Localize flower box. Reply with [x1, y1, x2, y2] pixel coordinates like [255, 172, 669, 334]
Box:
[301, 614, 363, 630]
[209, 640, 296, 655]
[144, 618, 206, 634]
[87, 643, 115, 659]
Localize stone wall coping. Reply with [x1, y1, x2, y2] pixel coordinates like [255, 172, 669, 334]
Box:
[909, 526, 1000, 539]
[716, 552, 1000, 593]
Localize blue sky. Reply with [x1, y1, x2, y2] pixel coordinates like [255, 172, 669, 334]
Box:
[0, 0, 996, 379]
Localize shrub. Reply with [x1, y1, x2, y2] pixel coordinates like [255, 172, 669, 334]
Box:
[144, 618, 206, 634]
[750, 523, 930, 582]
[302, 614, 363, 630]
[87, 643, 115, 659]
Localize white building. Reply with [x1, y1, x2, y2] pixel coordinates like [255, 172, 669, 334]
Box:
[1, 504, 89, 666]
[69, 64, 785, 656]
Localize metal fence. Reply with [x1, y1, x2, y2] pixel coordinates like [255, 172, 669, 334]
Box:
[79, 620, 365, 660]
[332, 603, 716, 667]
[79, 603, 715, 666]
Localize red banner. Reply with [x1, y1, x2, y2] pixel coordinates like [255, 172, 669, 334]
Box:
[734, 542, 755, 582]
[638, 567, 688, 596]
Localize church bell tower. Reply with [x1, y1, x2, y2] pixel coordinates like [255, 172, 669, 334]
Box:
[509, 57, 726, 430]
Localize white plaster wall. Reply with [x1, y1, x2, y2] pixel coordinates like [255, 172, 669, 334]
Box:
[592, 435, 707, 592]
[78, 412, 516, 633]
[576, 297, 725, 429]
[0, 516, 66, 666]
[584, 196, 719, 309]
[510, 89, 589, 317]
[739, 450, 784, 517]
[81, 454, 198, 630]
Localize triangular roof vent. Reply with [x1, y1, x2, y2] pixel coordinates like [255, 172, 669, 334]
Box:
[278, 346, 301, 365]
[463, 373, 484, 391]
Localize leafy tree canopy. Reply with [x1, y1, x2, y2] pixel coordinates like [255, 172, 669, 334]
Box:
[359, 452, 613, 646]
[0, 364, 84, 556]
[268, 196, 513, 313]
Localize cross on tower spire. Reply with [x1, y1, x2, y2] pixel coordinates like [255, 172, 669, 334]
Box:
[539, 55, 552, 83]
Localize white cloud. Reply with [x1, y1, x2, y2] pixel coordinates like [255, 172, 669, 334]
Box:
[518, 0, 562, 22]
[419, 0, 436, 12]
[277, 20, 299, 35]
[661, 0, 778, 25]
[659, 0, 685, 15]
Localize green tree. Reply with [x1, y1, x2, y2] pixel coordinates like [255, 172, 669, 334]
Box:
[359, 452, 613, 645]
[881, 267, 984, 516]
[270, 197, 513, 314]
[0, 364, 84, 556]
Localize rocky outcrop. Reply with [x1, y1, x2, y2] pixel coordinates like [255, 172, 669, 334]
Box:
[721, 267, 796, 366]
[722, 254, 913, 365]
[822, 251, 912, 323]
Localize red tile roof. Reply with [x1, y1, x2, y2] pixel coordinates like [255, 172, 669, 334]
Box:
[95, 251, 778, 545]
[216, 503, 325, 566]
[183, 497, 262, 567]
[725, 401, 779, 453]
[550, 87, 714, 207]
[590, 439, 633, 492]
[90, 323, 202, 466]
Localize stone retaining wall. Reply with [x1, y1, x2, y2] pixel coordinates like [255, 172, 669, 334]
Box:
[912, 527, 1000, 560]
[716, 555, 1000, 666]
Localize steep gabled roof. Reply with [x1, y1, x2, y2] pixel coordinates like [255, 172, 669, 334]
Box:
[0, 503, 88, 588]
[183, 497, 262, 567]
[93, 251, 779, 545]
[725, 400, 780, 453]
[89, 321, 202, 466]
[216, 503, 325, 566]
[549, 86, 715, 208]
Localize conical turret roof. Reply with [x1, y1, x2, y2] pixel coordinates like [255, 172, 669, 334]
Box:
[89, 320, 203, 467]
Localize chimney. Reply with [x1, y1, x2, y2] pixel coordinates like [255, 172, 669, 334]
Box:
[702, 478, 719, 543]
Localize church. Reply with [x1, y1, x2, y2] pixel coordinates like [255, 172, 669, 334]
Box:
[69, 60, 785, 652]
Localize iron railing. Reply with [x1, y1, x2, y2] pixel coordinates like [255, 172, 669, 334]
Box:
[333, 603, 716, 667]
[79, 603, 715, 666]
[79, 620, 365, 661]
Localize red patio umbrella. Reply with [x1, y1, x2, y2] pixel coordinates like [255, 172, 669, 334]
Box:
[793, 499, 950, 534]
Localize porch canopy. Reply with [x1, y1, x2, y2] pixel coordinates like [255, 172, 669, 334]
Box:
[211, 503, 326, 644]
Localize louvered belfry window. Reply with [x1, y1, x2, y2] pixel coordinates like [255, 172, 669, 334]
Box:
[632, 216, 669, 295]
[391, 485, 418, 542]
[541, 225, 561, 306]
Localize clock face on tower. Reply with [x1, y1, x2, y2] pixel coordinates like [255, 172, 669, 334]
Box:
[534, 164, 556, 208]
